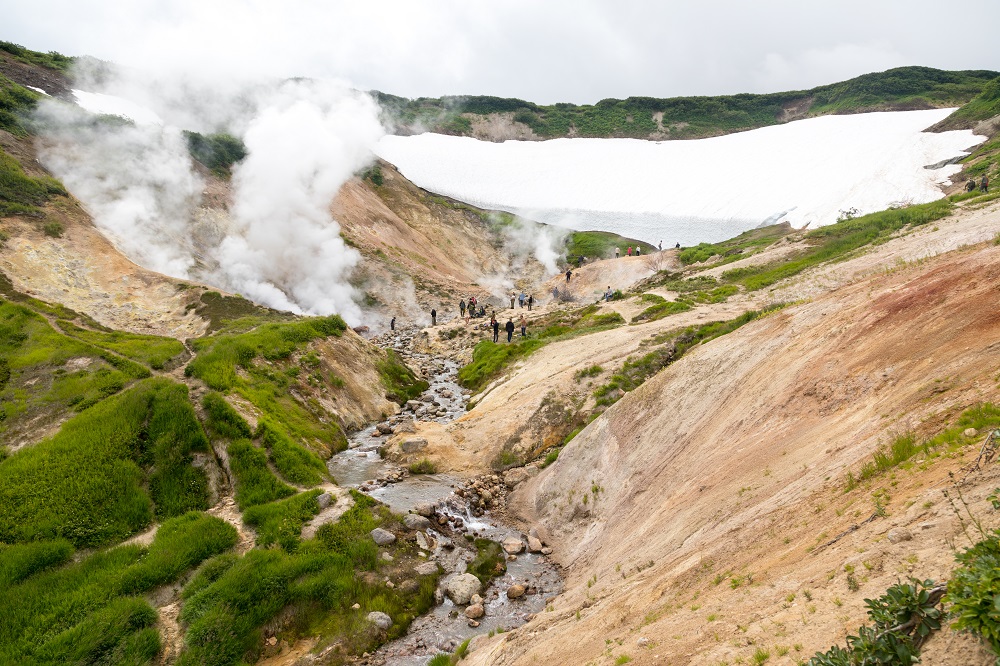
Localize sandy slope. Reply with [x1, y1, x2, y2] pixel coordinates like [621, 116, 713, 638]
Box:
[452, 199, 1000, 665]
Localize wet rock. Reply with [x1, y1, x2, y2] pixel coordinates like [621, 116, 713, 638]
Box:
[470, 594, 483, 605]
[446, 573, 482, 605]
[317, 492, 333, 510]
[371, 528, 396, 546]
[415, 562, 439, 576]
[415, 532, 432, 550]
[468, 619, 480, 628]
[887, 528, 913, 544]
[465, 603, 485, 619]
[404, 514, 432, 531]
[376, 422, 394, 435]
[502, 537, 525, 554]
[434, 588, 444, 604]
[405, 400, 421, 411]
[367, 611, 392, 630]
[527, 536, 543, 553]
[414, 502, 436, 517]
[401, 438, 428, 454]
[506, 584, 526, 599]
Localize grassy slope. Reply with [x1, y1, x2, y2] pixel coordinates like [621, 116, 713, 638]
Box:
[378, 67, 1000, 140]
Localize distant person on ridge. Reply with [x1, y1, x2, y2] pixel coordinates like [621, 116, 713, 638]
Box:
[431, 308, 437, 326]
[636, 246, 641, 256]
[519, 314, 527, 338]
[605, 286, 614, 301]
[627, 246, 632, 256]
[460, 299, 466, 318]
[675, 242, 681, 249]
[491, 317, 500, 343]
[528, 294, 534, 311]
[615, 247, 620, 258]
[565, 269, 572, 283]
[967, 179, 978, 192]
[658, 240, 662, 251]
[505, 318, 515, 343]
[510, 292, 516, 309]
[982, 175, 990, 192]
[519, 291, 525, 308]
[390, 316, 395, 331]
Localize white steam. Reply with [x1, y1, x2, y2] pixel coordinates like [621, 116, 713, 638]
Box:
[212, 80, 384, 321]
[497, 213, 567, 275]
[36, 70, 385, 325]
[36, 102, 201, 277]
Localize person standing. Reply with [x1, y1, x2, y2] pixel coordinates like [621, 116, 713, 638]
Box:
[510, 292, 516, 309]
[565, 269, 572, 283]
[519, 291, 525, 308]
[982, 175, 990, 192]
[460, 299, 466, 318]
[627, 246, 632, 256]
[431, 308, 437, 326]
[390, 316, 395, 331]
[615, 247, 620, 258]
[519, 314, 527, 338]
[505, 318, 515, 343]
[528, 294, 534, 311]
[658, 240, 662, 251]
[675, 242, 680, 249]
[491, 317, 500, 343]
[636, 246, 641, 257]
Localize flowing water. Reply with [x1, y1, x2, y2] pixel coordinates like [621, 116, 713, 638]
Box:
[327, 328, 562, 664]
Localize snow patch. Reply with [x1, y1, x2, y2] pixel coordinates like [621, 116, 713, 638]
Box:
[375, 109, 984, 245]
[27, 86, 49, 96]
[72, 89, 163, 126]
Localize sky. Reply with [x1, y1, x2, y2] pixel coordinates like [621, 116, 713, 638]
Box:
[4, 0, 1000, 104]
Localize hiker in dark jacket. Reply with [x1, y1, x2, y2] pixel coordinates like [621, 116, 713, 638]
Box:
[460, 299, 466, 317]
[527, 294, 534, 311]
[505, 318, 515, 343]
[491, 318, 500, 343]
[431, 308, 437, 326]
[390, 316, 395, 331]
[982, 175, 990, 192]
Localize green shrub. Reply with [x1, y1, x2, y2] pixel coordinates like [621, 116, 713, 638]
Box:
[56, 319, 185, 369]
[227, 439, 296, 509]
[242, 490, 321, 551]
[947, 530, 1000, 655]
[408, 458, 438, 474]
[184, 131, 247, 176]
[378, 348, 429, 404]
[0, 378, 210, 547]
[0, 512, 236, 664]
[0, 145, 66, 213]
[467, 538, 506, 585]
[202, 391, 252, 440]
[258, 420, 327, 486]
[631, 300, 691, 323]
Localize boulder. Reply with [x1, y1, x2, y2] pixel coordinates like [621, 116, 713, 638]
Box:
[503, 467, 531, 488]
[415, 531, 432, 551]
[376, 422, 394, 435]
[446, 573, 482, 605]
[964, 428, 978, 438]
[370, 528, 396, 546]
[415, 562, 440, 576]
[401, 438, 429, 454]
[317, 492, 333, 510]
[404, 514, 432, 531]
[413, 501, 436, 517]
[506, 584, 526, 599]
[465, 603, 485, 619]
[396, 418, 417, 433]
[367, 611, 392, 630]
[502, 537, 524, 554]
[405, 400, 421, 411]
[527, 536, 543, 553]
[887, 528, 913, 544]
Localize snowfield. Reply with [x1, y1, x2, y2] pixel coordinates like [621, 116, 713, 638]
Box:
[72, 90, 163, 126]
[375, 109, 984, 245]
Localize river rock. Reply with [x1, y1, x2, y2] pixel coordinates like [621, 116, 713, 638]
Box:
[964, 428, 978, 437]
[404, 514, 432, 530]
[465, 603, 485, 619]
[503, 467, 532, 488]
[502, 537, 524, 554]
[506, 584, 526, 599]
[396, 418, 417, 433]
[541, 547, 553, 555]
[414, 501, 436, 517]
[470, 594, 483, 605]
[317, 492, 333, 510]
[415, 531, 432, 550]
[367, 611, 392, 630]
[446, 573, 482, 605]
[371, 528, 396, 546]
[401, 438, 428, 454]
[527, 536, 543, 553]
[415, 562, 439, 576]
[405, 400, 421, 411]
[376, 422, 394, 435]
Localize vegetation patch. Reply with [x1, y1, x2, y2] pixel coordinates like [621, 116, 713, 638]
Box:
[0, 512, 237, 665]
[242, 489, 322, 551]
[184, 131, 247, 177]
[378, 348, 429, 404]
[201, 391, 253, 441]
[56, 319, 185, 369]
[408, 458, 438, 474]
[631, 299, 691, 324]
[0, 378, 210, 546]
[722, 199, 954, 291]
[227, 439, 296, 509]
[0, 145, 67, 214]
[466, 537, 507, 586]
[678, 223, 790, 265]
[458, 338, 545, 393]
[258, 420, 328, 486]
[565, 230, 655, 260]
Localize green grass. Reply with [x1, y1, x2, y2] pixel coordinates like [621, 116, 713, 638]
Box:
[0, 378, 209, 547]
[184, 131, 247, 177]
[408, 458, 438, 474]
[55, 319, 185, 369]
[722, 199, 954, 291]
[201, 391, 253, 441]
[0, 75, 43, 138]
[0, 539, 74, 587]
[179, 492, 439, 665]
[258, 420, 328, 486]
[227, 439, 296, 509]
[678, 223, 791, 265]
[631, 299, 691, 323]
[0, 144, 66, 212]
[186, 315, 349, 454]
[242, 489, 322, 551]
[0, 40, 74, 72]
[933, 75, 1000, 128]
[458, 338, 545, 392]
[378, 348, 430, 403]
[0, 511, 237, 665]
[466, 537, 507, 586]
[566, 230, 656, 260]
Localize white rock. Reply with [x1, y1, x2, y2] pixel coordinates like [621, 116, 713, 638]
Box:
[371, 528, 396, 546]
[502, 537, 524, 554]
[446, 573, 482, 605]
[367, 611, 392, 630]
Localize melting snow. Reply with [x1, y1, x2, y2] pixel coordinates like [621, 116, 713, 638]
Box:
[375, 109, 984, 245]
[27, 86, 49, 96]
[72, 89, 163, 126]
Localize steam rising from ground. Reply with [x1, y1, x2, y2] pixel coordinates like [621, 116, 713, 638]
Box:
[498, 213, 567, 275]
[36, 69, 384, 324]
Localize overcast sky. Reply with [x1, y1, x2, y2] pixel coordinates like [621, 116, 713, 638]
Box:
[5, 0, 1000, 105]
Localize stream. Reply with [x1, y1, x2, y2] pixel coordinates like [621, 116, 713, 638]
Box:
[327, 328, 563, 665]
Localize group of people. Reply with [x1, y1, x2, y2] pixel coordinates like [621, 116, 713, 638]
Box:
[507, 291, 535, 310]
[459, 296, 488, 320]
[487, 313, 528, 343]
[966, 175, 990, 193]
